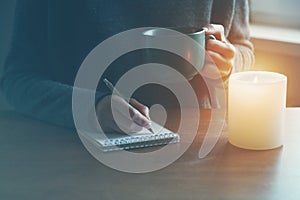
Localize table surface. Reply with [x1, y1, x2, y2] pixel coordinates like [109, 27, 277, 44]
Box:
[1, 108, 300, 200]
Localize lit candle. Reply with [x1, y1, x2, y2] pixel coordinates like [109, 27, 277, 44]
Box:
[228, 71, 287, 150]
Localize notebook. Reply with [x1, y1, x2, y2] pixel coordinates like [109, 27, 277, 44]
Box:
[78, 122, 180, 152]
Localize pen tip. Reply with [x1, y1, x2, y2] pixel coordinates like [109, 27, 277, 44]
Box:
[149, 128, 155, 134]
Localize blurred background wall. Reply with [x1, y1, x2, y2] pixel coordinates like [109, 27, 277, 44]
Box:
[250, 0, 300, 107]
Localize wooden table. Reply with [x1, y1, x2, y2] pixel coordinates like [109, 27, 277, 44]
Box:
[1, 108, 300, 200]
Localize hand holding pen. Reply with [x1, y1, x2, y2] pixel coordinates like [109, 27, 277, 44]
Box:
[96, 78, 154, 134]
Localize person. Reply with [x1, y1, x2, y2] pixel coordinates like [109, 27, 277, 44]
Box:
[0, 0, 254, 133]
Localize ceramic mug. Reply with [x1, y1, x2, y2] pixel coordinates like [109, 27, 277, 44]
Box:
[143, 27, 213, 81]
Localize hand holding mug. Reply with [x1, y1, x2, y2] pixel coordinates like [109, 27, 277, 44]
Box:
[201, 24, 236, 80]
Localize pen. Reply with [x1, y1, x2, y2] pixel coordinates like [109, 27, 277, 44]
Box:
[103, 78, 155, 134]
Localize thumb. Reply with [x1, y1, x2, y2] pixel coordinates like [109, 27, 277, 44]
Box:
[203, 24, 225, 41]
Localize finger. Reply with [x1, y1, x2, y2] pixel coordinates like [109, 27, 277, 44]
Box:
[112, 95, 151, 130]
[129, 98, 150, 119]
[207, 50, 232, 71]
[206, 50, 233, 76]
[111, 104, 145, 133]
[112, 98, 152, 129]
[97, 95, 145, 133]
[206, 39, 235, 59]
[203, 24, 226, 41]
[130, 106, 152, 129]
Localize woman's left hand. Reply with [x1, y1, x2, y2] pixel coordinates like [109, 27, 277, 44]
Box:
[201, 24, 236, 80]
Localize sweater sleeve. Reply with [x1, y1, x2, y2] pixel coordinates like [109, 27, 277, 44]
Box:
[227, 0, 255, 72]
[0, 0, 108, 129]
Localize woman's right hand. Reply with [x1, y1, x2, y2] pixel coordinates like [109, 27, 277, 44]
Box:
[96, 95, 152, 133]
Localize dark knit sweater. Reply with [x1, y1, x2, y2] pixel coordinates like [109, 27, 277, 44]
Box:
[0, 0, 254, 128]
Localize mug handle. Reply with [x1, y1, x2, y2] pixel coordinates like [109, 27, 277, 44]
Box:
[205, 34, 216, 49]
[205, 34, 217, 40]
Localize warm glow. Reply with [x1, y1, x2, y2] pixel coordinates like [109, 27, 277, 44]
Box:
[228, 71, 287, 150]
[253, 76, 258, 83]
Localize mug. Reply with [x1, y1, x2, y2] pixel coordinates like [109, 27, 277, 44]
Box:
[143, 27, 210, 81]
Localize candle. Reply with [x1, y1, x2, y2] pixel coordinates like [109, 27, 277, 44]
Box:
[228, 71, 287, 150]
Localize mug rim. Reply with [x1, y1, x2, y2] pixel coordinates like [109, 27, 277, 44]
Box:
[229, 71, 287, 85]
[143, 27, 205, 37]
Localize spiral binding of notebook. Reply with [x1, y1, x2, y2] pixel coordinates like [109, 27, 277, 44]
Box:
[98, 132, 179, 152]
[78, 122, 180, 152]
